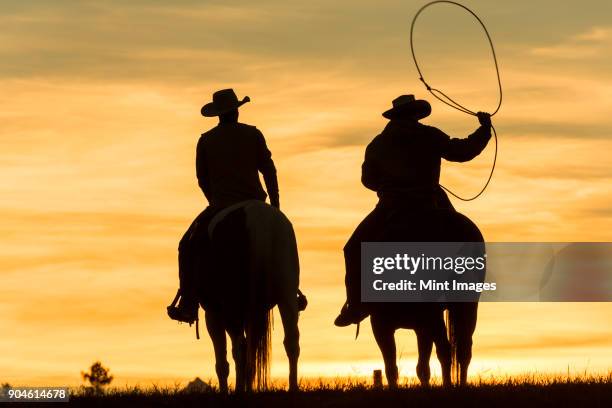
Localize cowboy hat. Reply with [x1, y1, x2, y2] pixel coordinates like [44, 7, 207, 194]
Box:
[382, 94, 431, 120]
[201, 89, 250, 117]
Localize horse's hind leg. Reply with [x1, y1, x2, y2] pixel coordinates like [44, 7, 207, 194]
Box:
[415, 329, 433, 386]
[227, 325, 247, 393]
[451, 302, 478, 386]
[371, 316, 398, 388]
[204, 310, 230, 393]
[431, 314, 452, 387]
[278, 299, 300, 391]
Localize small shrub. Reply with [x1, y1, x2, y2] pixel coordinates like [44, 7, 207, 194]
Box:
[81, 361, 114, 394]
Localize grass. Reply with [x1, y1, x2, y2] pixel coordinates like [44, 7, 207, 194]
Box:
[9, 374, 612, 407]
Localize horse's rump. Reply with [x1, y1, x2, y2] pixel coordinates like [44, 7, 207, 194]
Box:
[243, 202, 299, 309]
[204, 200, 300, 311]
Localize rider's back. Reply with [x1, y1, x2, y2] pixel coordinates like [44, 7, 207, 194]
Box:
[197, 122, 276, 208]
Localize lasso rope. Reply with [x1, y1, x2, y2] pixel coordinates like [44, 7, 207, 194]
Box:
[410, 0, 502, 201]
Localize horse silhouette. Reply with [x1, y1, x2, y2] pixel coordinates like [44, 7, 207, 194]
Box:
[368, 208, 484, 387]
[199, 200, 301, 392]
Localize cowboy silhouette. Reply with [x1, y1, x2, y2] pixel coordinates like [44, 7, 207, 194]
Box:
[168, 89, 282, 323]
[334, 94, 492, 327]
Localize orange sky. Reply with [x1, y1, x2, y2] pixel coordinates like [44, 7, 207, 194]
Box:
[1, 0, 611, 386]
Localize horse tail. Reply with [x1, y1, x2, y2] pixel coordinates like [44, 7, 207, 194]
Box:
[446, 306, 459, 384]
[246, 306, 272, 390]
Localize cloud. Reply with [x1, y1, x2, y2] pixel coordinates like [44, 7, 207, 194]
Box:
[0, 0, 409, 81]
[530, 26, 612, 59]
[574, 26, 612, 41]
[499, 121, 612, 140]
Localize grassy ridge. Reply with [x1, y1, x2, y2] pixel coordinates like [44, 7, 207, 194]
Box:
[12, 375, 612, 407]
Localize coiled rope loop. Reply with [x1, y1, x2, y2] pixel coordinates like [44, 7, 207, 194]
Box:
[410, 0, 502, 201]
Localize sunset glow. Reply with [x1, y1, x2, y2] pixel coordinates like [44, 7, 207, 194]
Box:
[1, 0, 611, 387]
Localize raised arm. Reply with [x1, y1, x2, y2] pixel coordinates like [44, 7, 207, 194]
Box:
[436, 112, 493, 163]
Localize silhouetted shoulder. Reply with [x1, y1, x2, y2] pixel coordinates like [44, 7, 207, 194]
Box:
[420, 124, 448, 139]
[362, 133, 385, 168]
[237, 122, 265, 138]
[367, 131, 386, 149]
[420, 124, 450, 149]
[237, 122, 258, 131]
[198, 123, 261, 144]
[198, 126, 217, 146]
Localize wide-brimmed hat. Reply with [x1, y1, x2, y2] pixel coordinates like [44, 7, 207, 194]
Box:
[382, 94, 431, 120]
[201, 89, 250, 117]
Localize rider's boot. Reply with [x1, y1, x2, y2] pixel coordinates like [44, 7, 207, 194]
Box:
[167, 291, 199, 324]
[334, 301, 368, 327]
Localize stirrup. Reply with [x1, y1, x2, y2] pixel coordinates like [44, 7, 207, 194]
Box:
[167, 289, 192, 321]
[334, 302, 367, 327]
[297, 289, 308, 312]
[334, 302, 353, 327]
[167, 289, 200, 339]
[167, 304, 197, 324]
